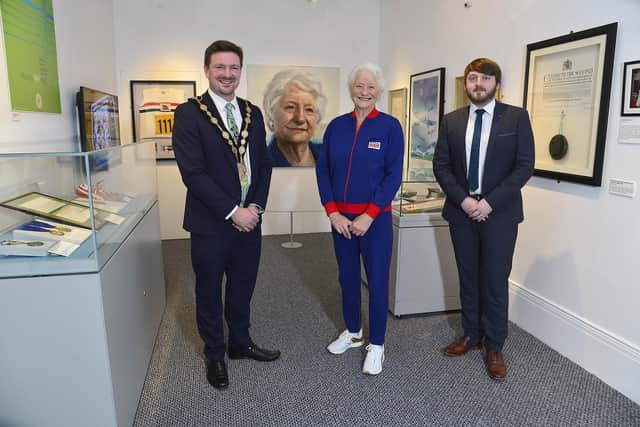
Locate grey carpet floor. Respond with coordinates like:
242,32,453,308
134,233,640,427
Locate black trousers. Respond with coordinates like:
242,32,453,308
190,226,261,361
449,217,518,351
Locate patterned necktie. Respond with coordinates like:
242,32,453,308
468,108,485,193
224,102,240,143
225,102,249,204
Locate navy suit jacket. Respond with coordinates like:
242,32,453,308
172,91,273,235
433,102,534,225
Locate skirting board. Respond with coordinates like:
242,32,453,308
508,280,640,405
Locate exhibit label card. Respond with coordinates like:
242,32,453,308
0,0,62,113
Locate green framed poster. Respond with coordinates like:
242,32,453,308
0,0,61,113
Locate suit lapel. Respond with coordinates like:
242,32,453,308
237,97,257,175
483,102,505,179
457,107,471,175
201,91,237,166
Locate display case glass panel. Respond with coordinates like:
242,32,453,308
0,141,157,277
392,180,445,216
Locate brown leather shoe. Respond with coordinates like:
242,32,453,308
442,336,483,356
486,349,507,380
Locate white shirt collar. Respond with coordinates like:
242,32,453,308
207,88,239,113
470,98,496,116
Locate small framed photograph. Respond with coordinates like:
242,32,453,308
523,23,617,186
621,60,640,116
388,88,407,137
407,67,445,181
130,80,196,160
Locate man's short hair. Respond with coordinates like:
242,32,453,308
204,40,244,67
464,58,501,85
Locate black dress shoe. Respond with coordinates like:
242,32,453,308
228,342,281,361
206,360,229,389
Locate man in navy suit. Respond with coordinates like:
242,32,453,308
433,58,534,380
172,40,279,390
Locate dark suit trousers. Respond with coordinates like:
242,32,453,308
449,218,518,351
190,226,261,361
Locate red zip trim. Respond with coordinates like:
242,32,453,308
343,121,361,202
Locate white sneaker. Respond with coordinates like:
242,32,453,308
327,329,363,354
362,344,384,375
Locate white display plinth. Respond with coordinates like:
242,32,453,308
0,204,166,427
362,212,460,316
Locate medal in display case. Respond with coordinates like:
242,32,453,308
392,180,446,216
0,141,166,427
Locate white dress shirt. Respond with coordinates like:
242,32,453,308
465,98,496,195
208,88,253,218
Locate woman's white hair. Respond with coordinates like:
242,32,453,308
347,62,386,93
263,69,327,131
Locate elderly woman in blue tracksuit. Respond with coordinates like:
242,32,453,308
316,62,404,375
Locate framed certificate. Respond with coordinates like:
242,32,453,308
523,23,617,186
0,192,113,229
388,88,407,138
407,68,445,181
621,60,640,116
130,80,196,160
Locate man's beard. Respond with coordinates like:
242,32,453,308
466,85,497,104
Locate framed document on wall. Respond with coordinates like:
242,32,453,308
130,80,196,160
407,68,445,181
523,23,617,186
388,88,407,138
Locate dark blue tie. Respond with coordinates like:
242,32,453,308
468,108,485,192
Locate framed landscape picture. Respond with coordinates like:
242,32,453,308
407,68,445,181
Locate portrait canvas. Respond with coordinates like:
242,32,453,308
247,64,340,167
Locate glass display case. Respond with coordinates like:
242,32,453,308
392,180,445,216
365,179,459,316
0,141,157,277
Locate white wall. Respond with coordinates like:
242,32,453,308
381,0,640,404
111,0,382,239
0,0,117,153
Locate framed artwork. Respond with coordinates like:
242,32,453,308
454,76,469,110
130,80,196,160
388,88,407,137
407,68,445,181
621,60,640,116
247,64,340,167
523,23,617,186
0,192,114,230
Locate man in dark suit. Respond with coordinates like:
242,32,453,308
172,40,279,390
433,58,534,380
